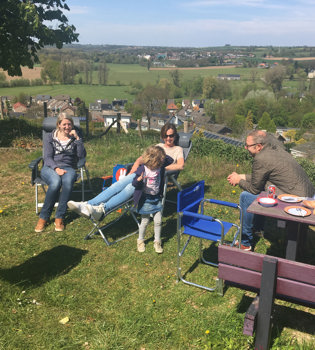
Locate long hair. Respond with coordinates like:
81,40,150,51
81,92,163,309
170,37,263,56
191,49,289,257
56,112,74,129
142,146,166,170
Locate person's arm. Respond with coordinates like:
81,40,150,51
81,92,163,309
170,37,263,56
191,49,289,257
165,157,184,171
227,172,246,186
239,159,269,194
129,156,143,174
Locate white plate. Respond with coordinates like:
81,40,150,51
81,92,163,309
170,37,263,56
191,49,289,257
258,197,277,207
284,206,311,217
278,194,302,203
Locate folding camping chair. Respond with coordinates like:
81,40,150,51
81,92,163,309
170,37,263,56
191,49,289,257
161,131,193,210
28,117,92,214
84,163,140,246
177,180,242,292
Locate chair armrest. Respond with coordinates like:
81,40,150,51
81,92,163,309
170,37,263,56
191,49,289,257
165,169,180,177
77,157,86,168
28,156,43,185
204,198,239,209
182,210,215,222
28,156,43,170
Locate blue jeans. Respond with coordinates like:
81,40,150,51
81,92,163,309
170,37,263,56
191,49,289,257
239,191,263,247
40,165,77,220
88,173,136,211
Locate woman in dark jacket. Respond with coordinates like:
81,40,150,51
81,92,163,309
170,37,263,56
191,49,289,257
35,113,86,233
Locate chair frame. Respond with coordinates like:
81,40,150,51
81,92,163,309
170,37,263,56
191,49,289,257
84,163,140,246
161,131,192,211
28,117,92,214
177,181,242,292
84,198,140,246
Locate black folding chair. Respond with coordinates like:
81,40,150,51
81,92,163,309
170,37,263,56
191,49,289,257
28,117,92,214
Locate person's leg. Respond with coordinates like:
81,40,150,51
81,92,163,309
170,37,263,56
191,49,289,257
153,211,163,253
153,211,162,242
138,214,150,240
40,166,62,220
103,182,135,211
239,191,259,247
88,174,136,206
55,167,77,219
138,214,150,252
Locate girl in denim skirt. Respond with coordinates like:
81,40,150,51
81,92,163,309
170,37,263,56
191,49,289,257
132,146,173,253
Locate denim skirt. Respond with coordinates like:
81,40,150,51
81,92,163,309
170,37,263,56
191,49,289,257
137,193,162,215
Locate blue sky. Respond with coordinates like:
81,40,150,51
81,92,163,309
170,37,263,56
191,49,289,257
64,0,315,47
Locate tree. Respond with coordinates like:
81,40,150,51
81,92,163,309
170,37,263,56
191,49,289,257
203,76,217,99
245,110,254,130
169,69,182,88
258,112,276,132
0,0,78,76
264,65,286,93
135,85,167,130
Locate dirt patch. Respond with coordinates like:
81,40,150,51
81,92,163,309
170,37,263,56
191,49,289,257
151,65,237,71
0,67,42,81
264,57,315,61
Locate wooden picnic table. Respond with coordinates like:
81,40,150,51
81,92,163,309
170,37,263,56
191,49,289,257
247,192,315,261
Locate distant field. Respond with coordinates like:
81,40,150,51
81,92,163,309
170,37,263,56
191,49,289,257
0,63,299,103
0,85,134,105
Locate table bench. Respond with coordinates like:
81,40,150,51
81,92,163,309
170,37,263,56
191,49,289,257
218,245,315,350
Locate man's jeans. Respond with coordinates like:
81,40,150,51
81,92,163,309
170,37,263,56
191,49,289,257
88,173,136,211
239,191,264,247
40,165,77,220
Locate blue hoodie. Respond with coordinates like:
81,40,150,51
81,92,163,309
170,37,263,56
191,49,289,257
43,129,86,169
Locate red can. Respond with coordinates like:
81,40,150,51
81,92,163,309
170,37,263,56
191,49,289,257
267,185,276,199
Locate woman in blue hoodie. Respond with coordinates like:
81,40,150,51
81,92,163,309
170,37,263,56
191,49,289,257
35,113,86,233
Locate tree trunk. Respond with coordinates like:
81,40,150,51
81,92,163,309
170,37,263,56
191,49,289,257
137,119,143,139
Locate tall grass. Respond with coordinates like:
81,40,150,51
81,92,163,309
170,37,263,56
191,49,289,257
0,129,314,349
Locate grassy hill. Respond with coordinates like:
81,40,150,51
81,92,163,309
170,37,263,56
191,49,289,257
0,125,314,349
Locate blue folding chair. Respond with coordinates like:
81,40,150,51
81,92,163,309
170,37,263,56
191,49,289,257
177,180,242,292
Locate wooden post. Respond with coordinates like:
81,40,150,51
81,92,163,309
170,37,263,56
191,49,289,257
85,108,89,137
43,102,47,118
117,113,121,134
184,121,188,133
0,97,3,120
255,256,278,350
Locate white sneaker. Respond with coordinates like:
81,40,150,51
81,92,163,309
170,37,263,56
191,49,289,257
154,241,163,254
137,239,145,253
87,204,105,221
67,201,90,218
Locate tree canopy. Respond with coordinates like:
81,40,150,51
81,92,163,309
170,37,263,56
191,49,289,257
0,0,78,76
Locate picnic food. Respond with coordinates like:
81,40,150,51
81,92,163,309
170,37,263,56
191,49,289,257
302,200,315,209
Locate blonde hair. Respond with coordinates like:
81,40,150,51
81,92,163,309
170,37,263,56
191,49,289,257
56,112,74,129
142,146,166,170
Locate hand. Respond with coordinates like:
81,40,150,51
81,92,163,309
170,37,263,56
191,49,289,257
227,172,241,186
69,129,79,140
118,168,127,180
137,172,145,182
55,168,67,176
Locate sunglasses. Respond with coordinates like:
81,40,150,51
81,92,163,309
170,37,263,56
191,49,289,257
165,133,175,138
245,143,258,148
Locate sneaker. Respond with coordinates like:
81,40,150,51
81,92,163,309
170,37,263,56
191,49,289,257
54,218,65,232
234,240,252,251
67,201,90,218
137,239,145,253
154,241,163,254
87,204,105,221
35,218,47,233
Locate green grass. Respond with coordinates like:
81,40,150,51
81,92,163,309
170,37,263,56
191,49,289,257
0,129,314,349
0,84,134,105
0,63,304,104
